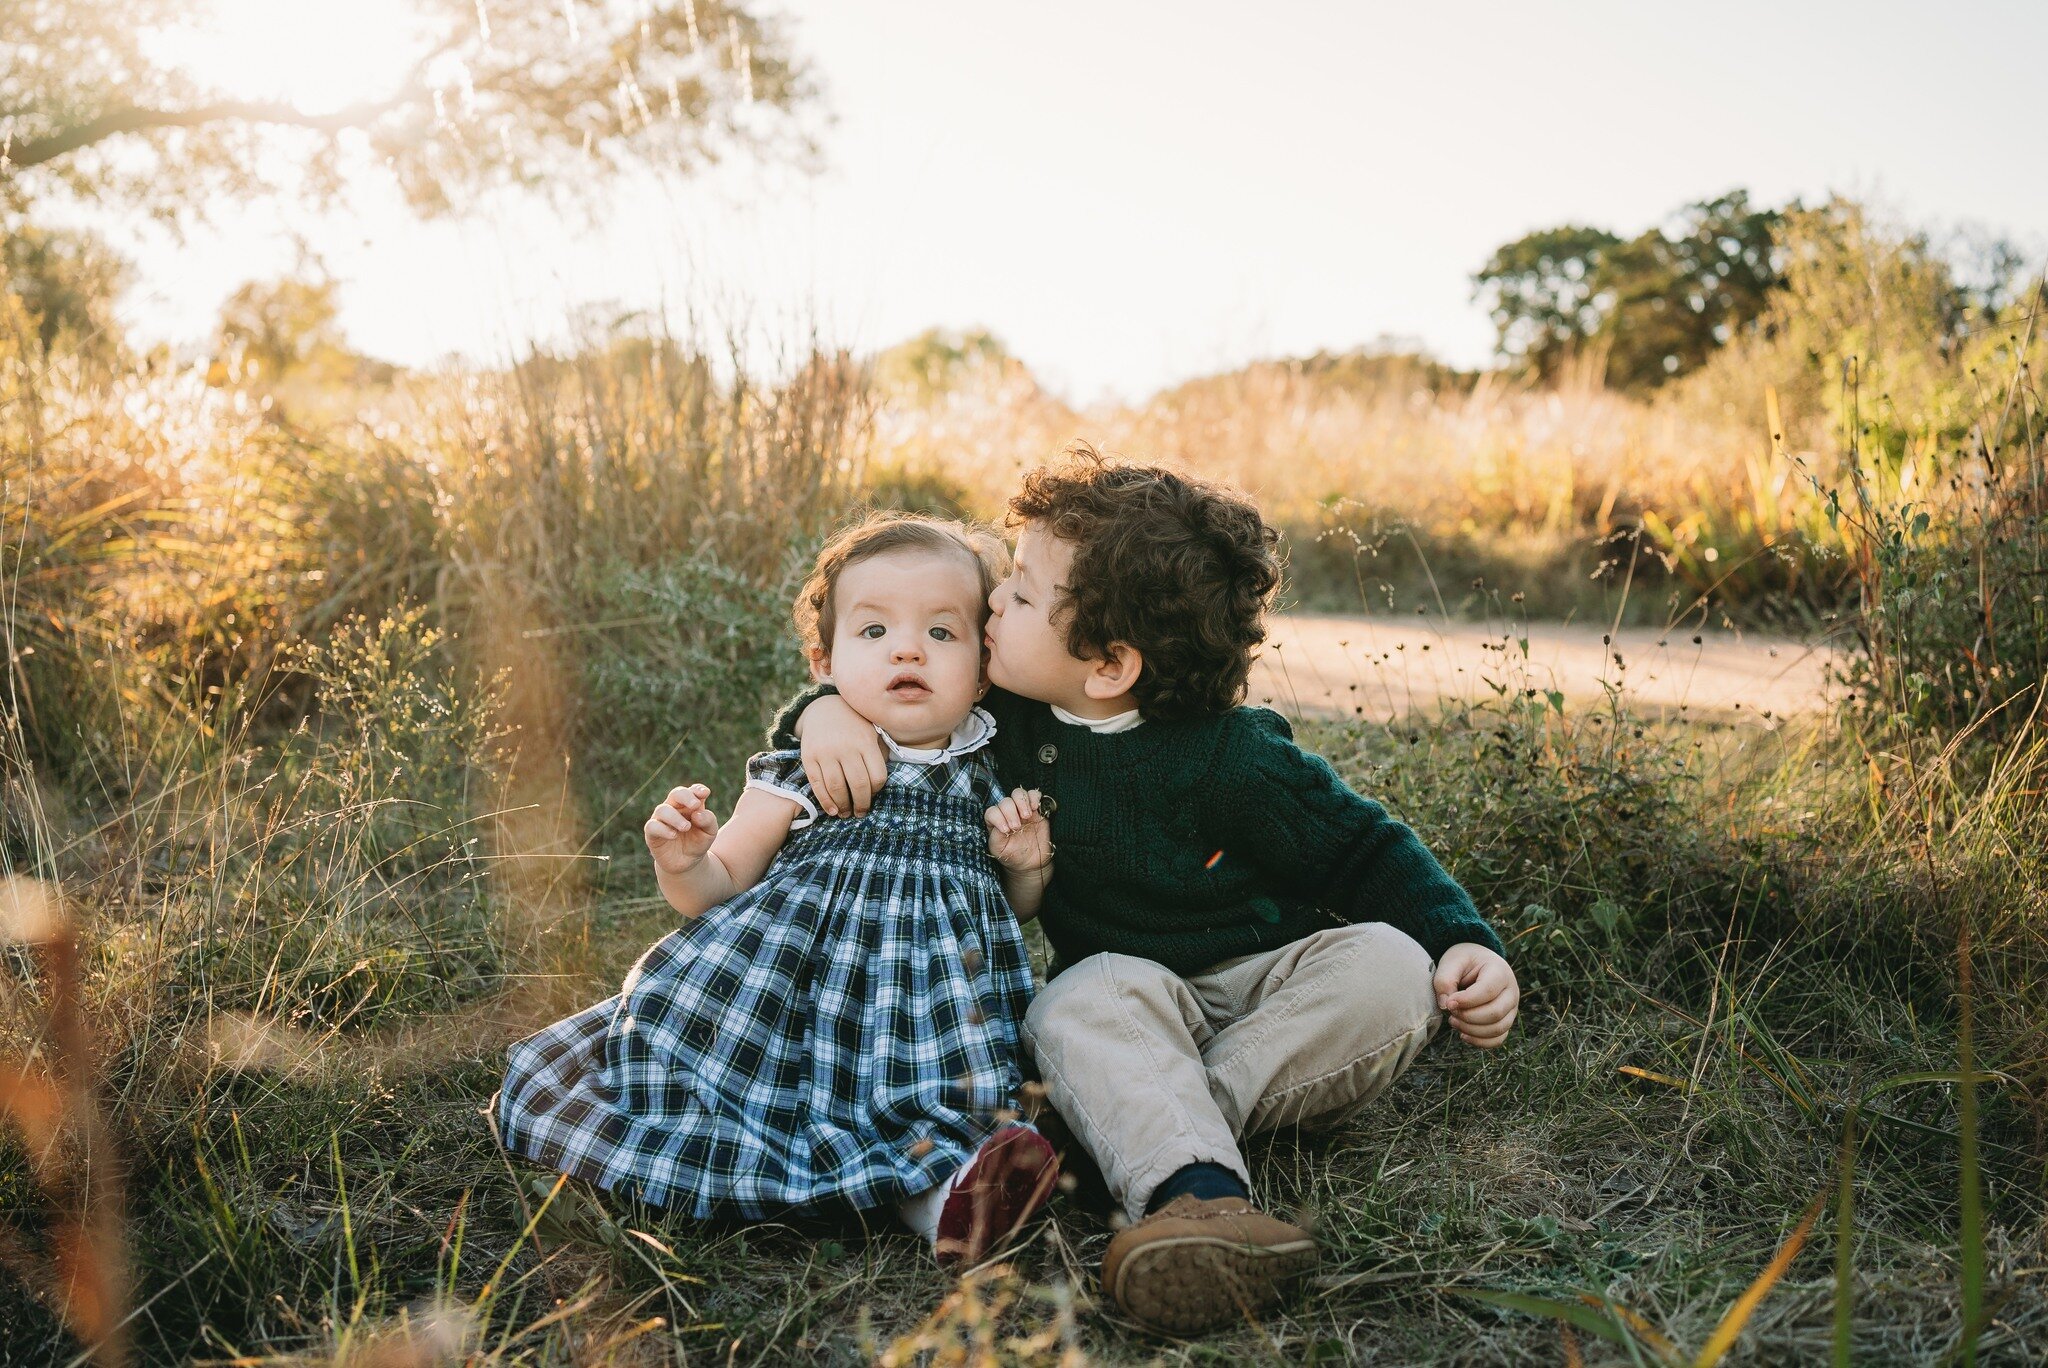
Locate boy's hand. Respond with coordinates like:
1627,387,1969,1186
985,789,1053,872
1434,942,1520,1048
645,784,718,875
798,695,890,817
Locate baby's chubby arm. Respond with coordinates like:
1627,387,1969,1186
792,693,891,817
1433,942,1521,1048
644,783,799,918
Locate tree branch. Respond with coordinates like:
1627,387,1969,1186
2,97,405,174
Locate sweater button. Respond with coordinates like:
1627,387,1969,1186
1037,744,1058,764
1037,795,1058,816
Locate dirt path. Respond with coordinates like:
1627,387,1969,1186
1248,612,1844,721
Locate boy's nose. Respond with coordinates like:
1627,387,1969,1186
892,641,924,662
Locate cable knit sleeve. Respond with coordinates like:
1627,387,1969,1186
767,683,1032,749
766,683,836,750
1199,708,1505,962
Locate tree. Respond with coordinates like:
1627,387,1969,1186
1474,191,1788,391
1598,191,1785,390
0,0,814,218
215,274,358,383
0,223,130,357
876,328,1017,401
1470,224,1620,382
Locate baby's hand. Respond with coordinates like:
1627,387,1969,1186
645,784,718,875
985,789,1053,873
1433,942,1520,1048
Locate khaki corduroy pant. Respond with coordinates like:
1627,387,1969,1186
1023,922,1440,1221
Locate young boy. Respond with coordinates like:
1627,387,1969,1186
771,447,1520,1335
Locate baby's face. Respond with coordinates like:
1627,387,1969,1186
815,547,987,749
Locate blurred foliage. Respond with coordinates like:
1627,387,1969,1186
0,222,129,360
876,327,1017,402
1648,202,2042,644
213,273,393,388
0,0,814,218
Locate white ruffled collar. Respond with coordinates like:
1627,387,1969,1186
878,705,997,763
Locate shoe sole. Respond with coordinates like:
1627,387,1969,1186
1108,1234,1320,1336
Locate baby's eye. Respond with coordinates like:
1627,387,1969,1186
859,624,886,640
929,626,955,642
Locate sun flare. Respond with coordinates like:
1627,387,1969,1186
152,0,426,116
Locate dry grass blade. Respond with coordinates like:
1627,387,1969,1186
1580,1294,1680,1362
1834,1102,1858,1368
1456,1289,1671,1361
0,880,129,1366
1692,1187,1829,1368
1618,1064,1692,1092
1954,883,1983,1368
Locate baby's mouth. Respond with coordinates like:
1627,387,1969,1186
887,672,931,701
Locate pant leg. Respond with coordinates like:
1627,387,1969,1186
1023,953,1246,1223
1192,922,1440,1137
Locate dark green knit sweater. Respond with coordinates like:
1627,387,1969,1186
770,685,1504,977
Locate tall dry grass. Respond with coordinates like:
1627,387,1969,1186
1,207,2044,1361
870,205,2038,638
0,286,875,1358
862,342,1792,622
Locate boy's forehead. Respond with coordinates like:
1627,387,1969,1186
1014,523,1074,582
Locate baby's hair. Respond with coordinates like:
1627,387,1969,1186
794,511,1009,655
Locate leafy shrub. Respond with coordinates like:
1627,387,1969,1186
1304,641,1704,965
570,548,813,833
168,608,508,1030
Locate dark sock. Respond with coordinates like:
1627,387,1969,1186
1144,1161,1249,1214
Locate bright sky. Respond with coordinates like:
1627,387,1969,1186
107,0,2048,403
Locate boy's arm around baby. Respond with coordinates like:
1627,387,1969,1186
1201,708,1520,1047
768,682,1033,816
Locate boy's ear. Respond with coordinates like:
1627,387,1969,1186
1082,643,1143,704
806,645,832,684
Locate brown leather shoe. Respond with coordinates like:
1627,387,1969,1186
1100,1195,1318,1335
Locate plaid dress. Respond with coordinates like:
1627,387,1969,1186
496,709,1036,1218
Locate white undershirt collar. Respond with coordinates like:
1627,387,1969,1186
1049,702,1145,734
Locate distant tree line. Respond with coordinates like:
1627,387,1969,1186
1472,189,2027,393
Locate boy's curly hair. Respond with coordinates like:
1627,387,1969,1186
794,511,1009,655
1008,443,1281,720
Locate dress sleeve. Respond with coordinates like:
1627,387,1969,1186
743,749,820,830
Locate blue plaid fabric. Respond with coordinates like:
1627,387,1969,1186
497,721,1036,1218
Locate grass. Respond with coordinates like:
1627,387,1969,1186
1,237,2045,1362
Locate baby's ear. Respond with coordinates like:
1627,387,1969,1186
806,645,831,683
